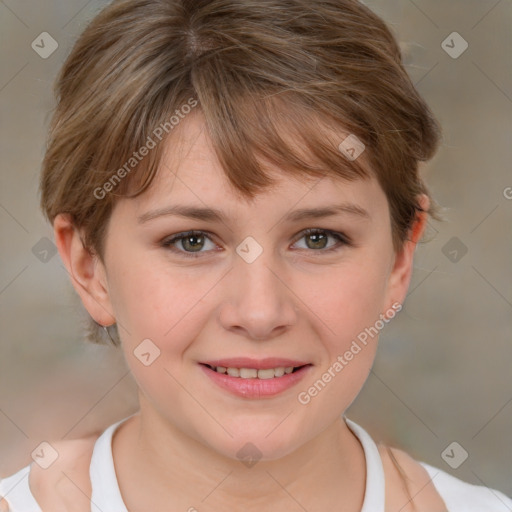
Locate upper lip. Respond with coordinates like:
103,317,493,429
200,357,311,370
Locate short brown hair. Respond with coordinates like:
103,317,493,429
40,0,442,345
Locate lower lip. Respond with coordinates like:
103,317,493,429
199,364,312,399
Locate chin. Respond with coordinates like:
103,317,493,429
200,419,306,463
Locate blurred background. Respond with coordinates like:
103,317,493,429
1,0,511,499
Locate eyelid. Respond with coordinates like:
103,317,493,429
161,228,352,257
161,230,219,257
292,228,352,247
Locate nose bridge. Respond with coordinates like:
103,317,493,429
219,237,297,339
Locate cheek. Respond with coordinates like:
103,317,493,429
106,262,206,408
297,258,391,348
294,263,388,416
107,258,217,353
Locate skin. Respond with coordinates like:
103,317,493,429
28,436,97,512
25,112,447,511
21,442,447,511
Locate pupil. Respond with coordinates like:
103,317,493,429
308,233,327,249
184,234,203,252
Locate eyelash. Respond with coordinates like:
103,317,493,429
161,228,352,259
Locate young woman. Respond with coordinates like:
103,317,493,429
1,1,511,510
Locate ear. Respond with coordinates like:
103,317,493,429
383,194,430,313
53,213,115,326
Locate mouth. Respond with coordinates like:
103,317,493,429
198,359,313,398
200,363,310,379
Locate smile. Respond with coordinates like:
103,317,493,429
203,364,305,379
199,362,313,398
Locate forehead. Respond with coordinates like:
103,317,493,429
123,113,388,222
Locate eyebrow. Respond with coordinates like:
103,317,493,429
137,203,370,224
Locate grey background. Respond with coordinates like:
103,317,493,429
1,0,511,499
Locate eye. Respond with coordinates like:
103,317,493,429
161,228,351,258
291,228,351,253
161,230,217,257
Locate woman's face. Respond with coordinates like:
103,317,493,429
95,113,414,461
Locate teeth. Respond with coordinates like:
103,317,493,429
212,365,301,379
257,368,276,380
240,368,258,378
274,367,285,377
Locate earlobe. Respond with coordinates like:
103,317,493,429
53,213,116,327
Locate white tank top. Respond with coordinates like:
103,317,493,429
1,416,511,511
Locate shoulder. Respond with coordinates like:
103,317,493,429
0,435,98,512
30,435,97,511
378,444,448,511
378,444,512,512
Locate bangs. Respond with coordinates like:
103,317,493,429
118,90,373,203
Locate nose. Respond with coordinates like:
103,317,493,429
218,248,298,341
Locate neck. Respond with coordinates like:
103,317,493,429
112,399,366,512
